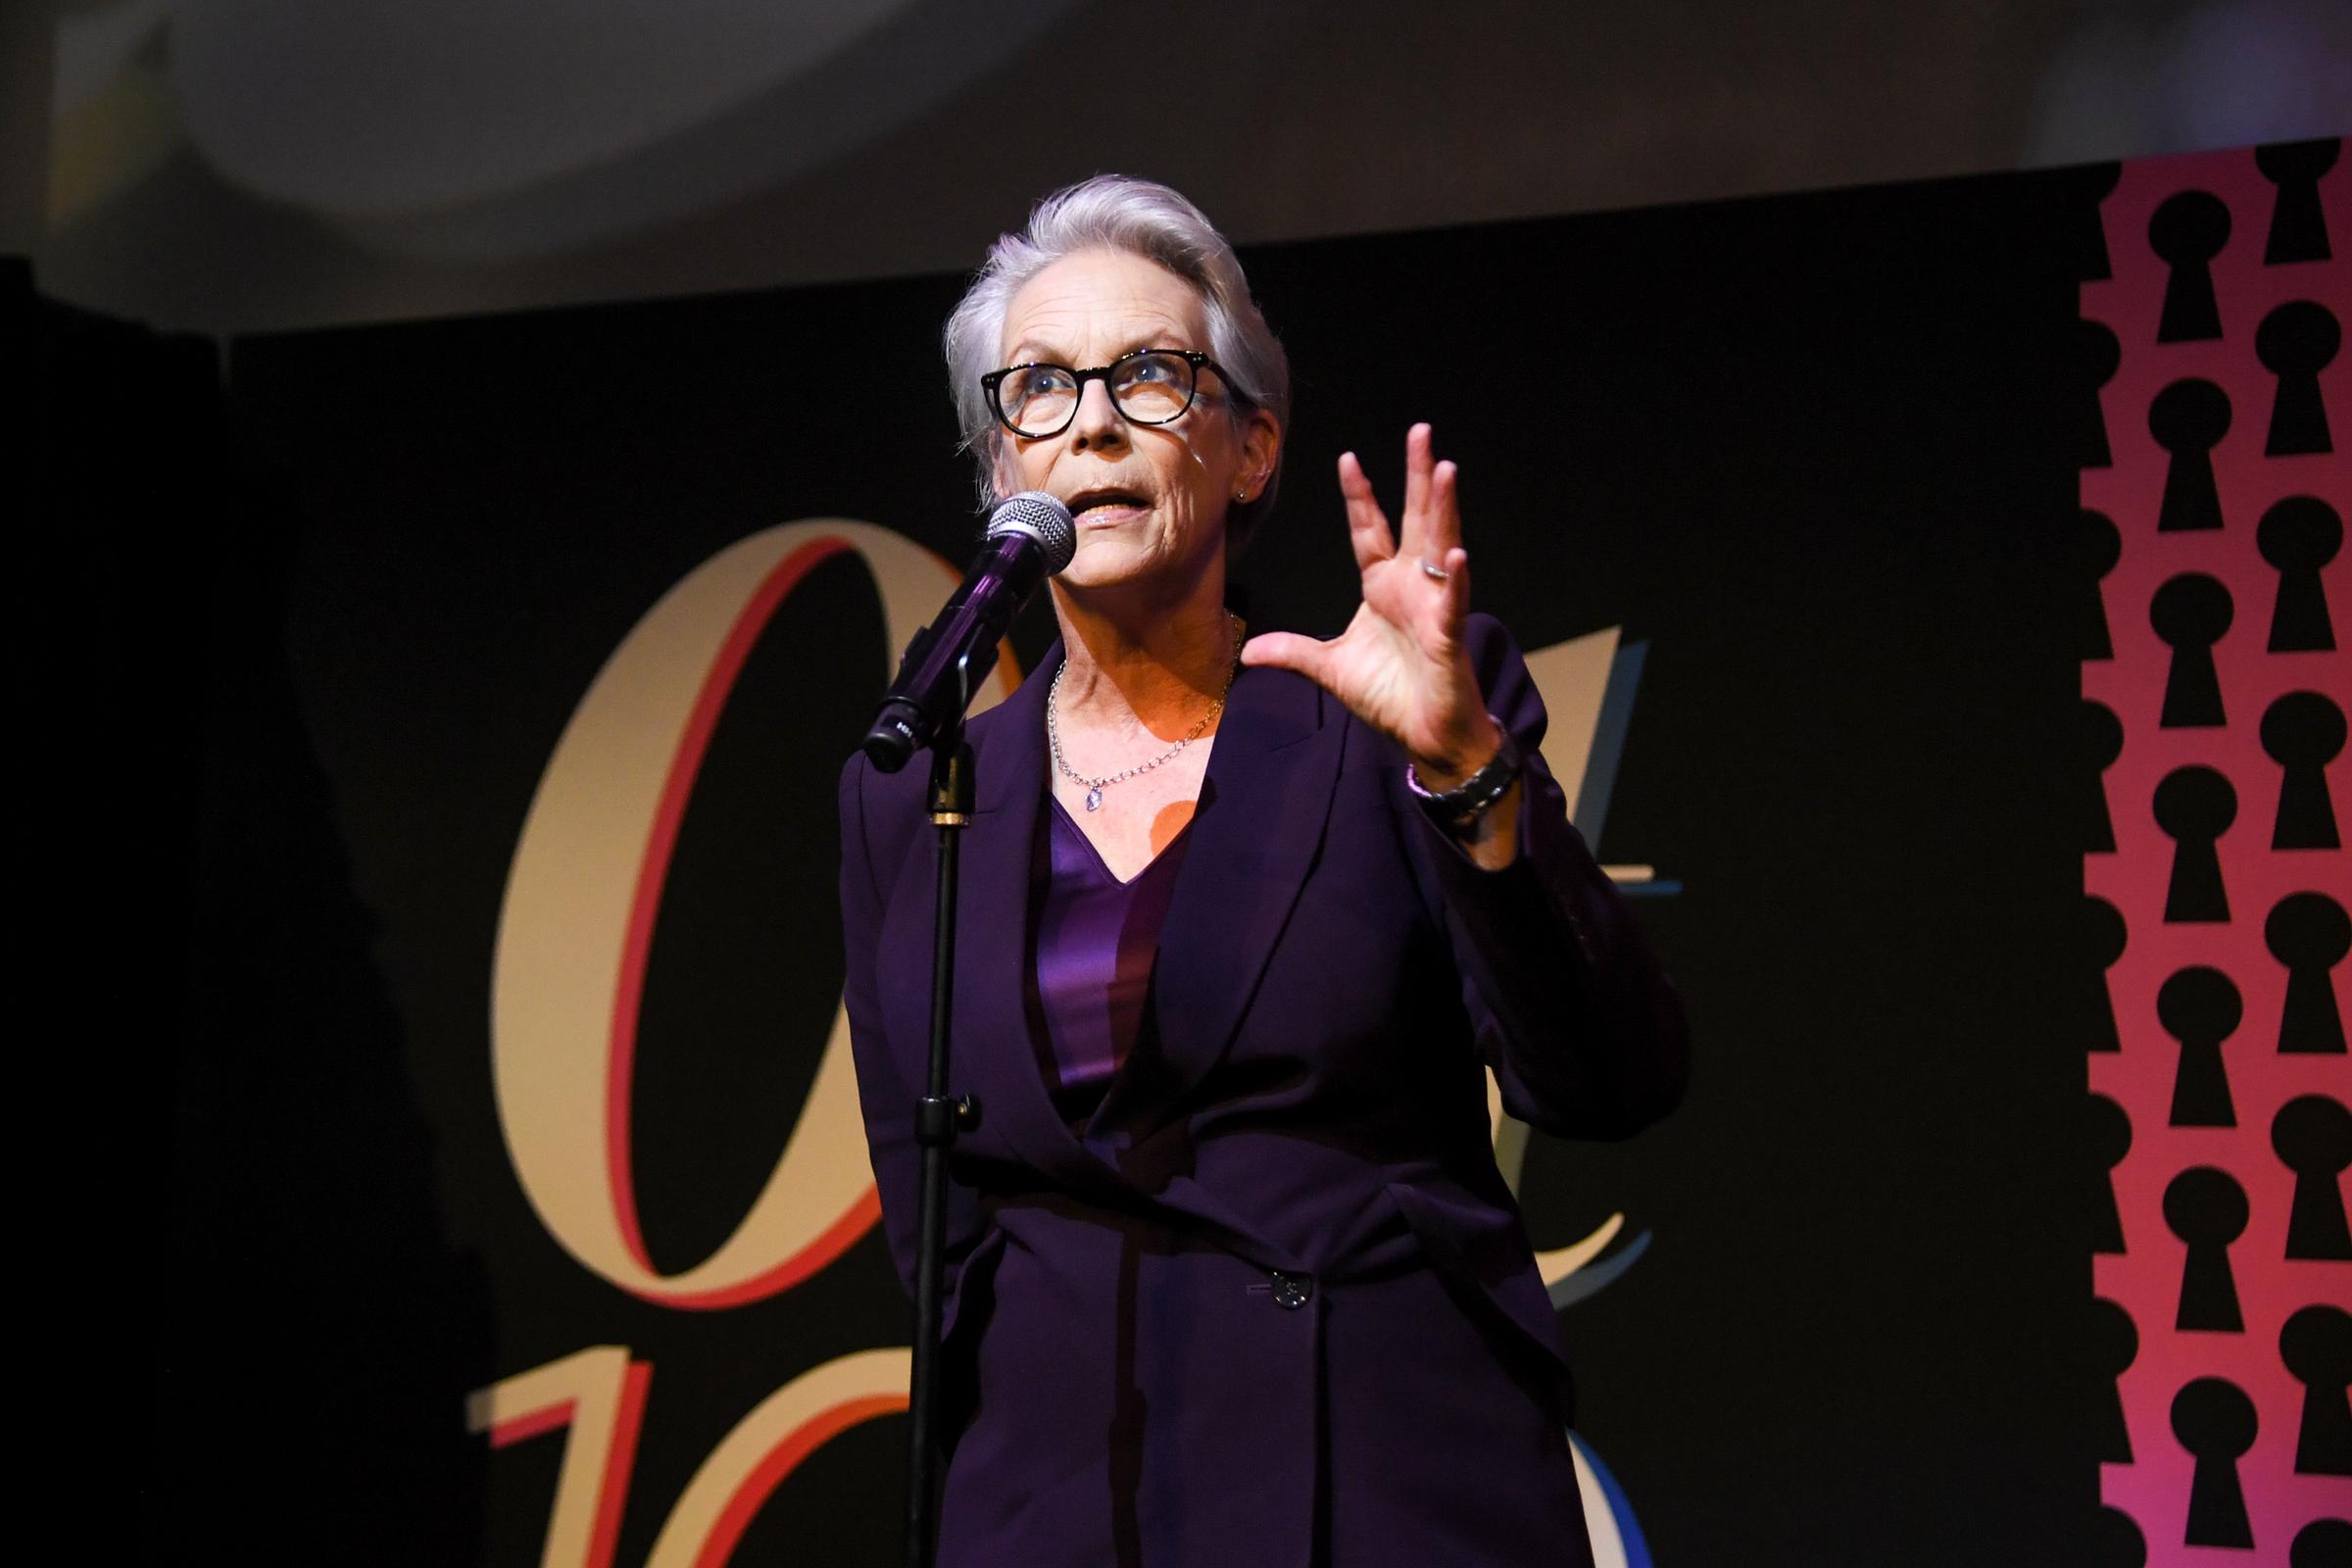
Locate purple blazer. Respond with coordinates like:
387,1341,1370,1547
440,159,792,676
838,614,1690,1566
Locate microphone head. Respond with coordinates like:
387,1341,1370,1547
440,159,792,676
986,490,1077,573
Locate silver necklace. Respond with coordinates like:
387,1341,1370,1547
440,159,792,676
1049,612,1244,811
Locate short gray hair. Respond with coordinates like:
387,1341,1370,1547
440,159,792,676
943,174,1291,549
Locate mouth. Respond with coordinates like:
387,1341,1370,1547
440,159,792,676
1065,487,1152,522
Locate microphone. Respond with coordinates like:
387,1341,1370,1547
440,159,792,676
860,491,1076,771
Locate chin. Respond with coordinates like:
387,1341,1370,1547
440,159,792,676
1058,554,1147,594
1056,524,1210,598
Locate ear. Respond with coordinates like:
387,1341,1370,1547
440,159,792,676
1235,407,1282,501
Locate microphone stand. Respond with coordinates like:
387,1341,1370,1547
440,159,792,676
905,722,979,1568
865,493,1070,1563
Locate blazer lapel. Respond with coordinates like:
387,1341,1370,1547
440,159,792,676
873,657,1082,1185
874,647,1336,1275
1090,662,1345,1143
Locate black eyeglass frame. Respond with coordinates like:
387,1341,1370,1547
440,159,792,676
980,347,1244,439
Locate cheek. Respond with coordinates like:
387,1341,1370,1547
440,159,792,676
999,444,1048,495
1168,427,1236,497
1160,457,1218,522
1168,487,1232,556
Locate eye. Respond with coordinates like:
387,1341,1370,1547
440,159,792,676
1006,365,1075,402
1121,353,1183,384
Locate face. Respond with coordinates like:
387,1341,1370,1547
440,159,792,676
993,248,1280,597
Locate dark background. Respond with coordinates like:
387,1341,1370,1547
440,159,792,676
16,0,2341,335
38,159,2101,1562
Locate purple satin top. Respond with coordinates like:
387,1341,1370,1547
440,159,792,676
1028,797,1193,1124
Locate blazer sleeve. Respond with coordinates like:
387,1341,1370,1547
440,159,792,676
1402,613,1691,1140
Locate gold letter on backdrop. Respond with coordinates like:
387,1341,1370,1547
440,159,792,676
466,1346,654,1568
643,1348,909,1568
490,521,1018,1308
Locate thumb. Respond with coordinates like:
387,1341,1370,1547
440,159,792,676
1241,630,1334,683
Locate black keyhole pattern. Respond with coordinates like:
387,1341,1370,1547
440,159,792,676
2151,190,2231,342
2281,1304,2352,1477
2159,966,2241,1127
2150,378,2231,531
2082,508,2121,661
2154,765,2234,922
2269,892,2350,1054
2257,301,2340,457
2256,137,2337,265
2165,1165,2247,1333
2258,496,2340,653
2151,572,2232,727
2094,1296,2139,1462
2172,1376,2257,1547
2292,1516,2352,1568
2081,318,2122,469
2093,1092,2132,1255
2086,700,2125,853
2094,1504,2146,1568
2087,895,2126,1054
2273,1095,2352,1261
2262,691,2345,851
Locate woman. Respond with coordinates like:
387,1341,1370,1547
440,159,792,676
839,175,1689,1566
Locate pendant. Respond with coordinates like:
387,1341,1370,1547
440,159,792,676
1085,787,1102,811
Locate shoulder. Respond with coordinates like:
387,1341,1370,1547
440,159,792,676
1458,611,1519,669
1459,613,1549,749
837,743,927,866
836,681,1037,845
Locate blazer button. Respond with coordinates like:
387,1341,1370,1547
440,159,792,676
1269,1271,1313,1310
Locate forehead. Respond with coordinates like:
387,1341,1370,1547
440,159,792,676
1000,248,1209,361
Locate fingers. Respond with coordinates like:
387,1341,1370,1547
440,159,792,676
1435,545,1471,639
1336,450,1396,571
1240,629,1333,683
1397,422,1432,557
1430,455,1463,558
1342,424,1465,585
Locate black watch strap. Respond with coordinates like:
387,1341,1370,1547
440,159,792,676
1404,717,1522,826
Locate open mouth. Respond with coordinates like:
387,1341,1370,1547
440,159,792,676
1067,489,1151,519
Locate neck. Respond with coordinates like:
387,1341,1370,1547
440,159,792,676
1050,561,1236,739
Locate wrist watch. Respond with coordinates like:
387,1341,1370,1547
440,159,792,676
1404,715,1523,827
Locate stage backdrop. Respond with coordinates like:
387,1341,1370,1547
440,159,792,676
126,140,2339,1564
2078,145,2349,1564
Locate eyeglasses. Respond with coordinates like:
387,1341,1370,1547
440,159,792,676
981,348,1236,439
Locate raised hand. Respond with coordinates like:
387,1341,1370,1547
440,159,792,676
1241,423,1503,789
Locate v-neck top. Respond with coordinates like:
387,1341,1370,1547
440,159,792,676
1027,795,1194,1125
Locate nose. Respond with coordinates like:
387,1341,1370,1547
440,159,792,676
1067,374,1129,453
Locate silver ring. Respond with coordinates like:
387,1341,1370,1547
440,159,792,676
1418,557,1451,582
